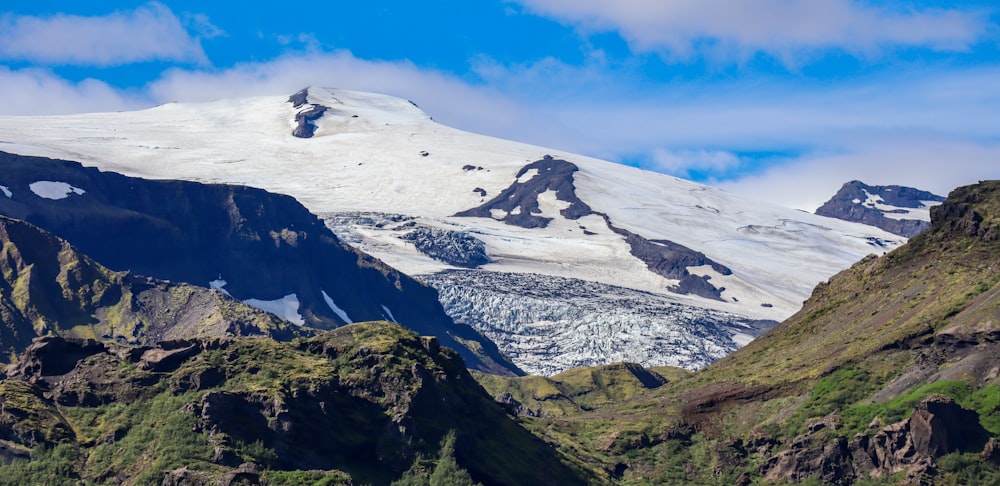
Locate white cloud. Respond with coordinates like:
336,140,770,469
511,0,989,61
0,2,208,66
0,67,143,115
145,50,580,148
648,148,742,175
716,140,1000,211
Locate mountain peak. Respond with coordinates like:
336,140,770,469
816,180,946,237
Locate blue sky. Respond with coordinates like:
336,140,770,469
1,1,999,209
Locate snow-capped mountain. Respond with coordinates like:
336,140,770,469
0,87,903,375
816,180,946,237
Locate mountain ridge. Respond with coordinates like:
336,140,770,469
0,151,518,375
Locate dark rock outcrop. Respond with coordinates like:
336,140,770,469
762,435,856,485
850,395,991,478
454,155,731,299
760,396,991,484
930,181,1000,242
288,88,330,138
816,180,945,237
597,213,732,300
454,155,592,228
0,151,519,375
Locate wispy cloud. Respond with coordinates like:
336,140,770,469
146,50,571,146
0,67,142,115
0,2,209,66
511,0,990,62
716,139,1000,211
647,148,743,177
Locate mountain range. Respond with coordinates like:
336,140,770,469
0,86,996,484
0,176,996,484
0,87,902,375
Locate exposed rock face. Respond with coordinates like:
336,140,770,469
852,396,991,477
288,88,329,138
0,151,518,375
598,214,733,300
454,155,592,228
931,181,1000,242
760,396,991,484
816,180,945,237
762,435,856,485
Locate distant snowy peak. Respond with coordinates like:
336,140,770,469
816,180,946,237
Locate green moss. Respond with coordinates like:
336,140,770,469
839,381,1000,437
473,362,669,418
783,367,878,437
61,391,217,484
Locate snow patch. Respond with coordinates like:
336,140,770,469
29,181,86,200
516,168,539,184
862,190,936,222
731,332,755,347
0,185,10,198
322,290,353,324
208,278,231,296
243,294,304,325
381,305,398,323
